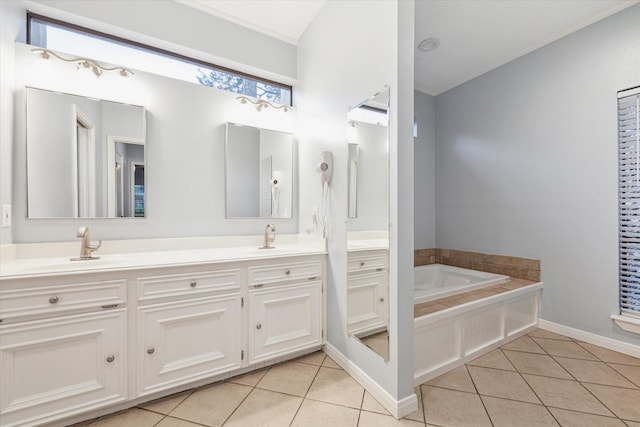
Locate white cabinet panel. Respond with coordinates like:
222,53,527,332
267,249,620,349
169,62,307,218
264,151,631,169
249,282,322,364
347,271,388,335
0,309,127,426
137,294,242,396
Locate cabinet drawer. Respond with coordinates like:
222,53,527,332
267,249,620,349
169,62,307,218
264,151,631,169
248,260,321,286
0,279,127,322
137,269,241,302
347,252,388,273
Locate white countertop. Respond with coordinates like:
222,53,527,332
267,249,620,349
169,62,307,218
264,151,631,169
0,235,326,279
347,239,389,252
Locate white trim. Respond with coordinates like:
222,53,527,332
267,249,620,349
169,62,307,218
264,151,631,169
611,314,640,335
322,342,418,419
618,86,640,98
538,319,640,358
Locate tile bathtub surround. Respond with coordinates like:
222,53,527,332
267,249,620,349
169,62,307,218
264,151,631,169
74,329,640,426
414,248,541,281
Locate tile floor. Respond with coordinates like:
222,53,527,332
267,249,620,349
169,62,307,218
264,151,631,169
75,328,640,427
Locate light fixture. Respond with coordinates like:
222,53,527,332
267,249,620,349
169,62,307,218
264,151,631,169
236,96,292,112
417,37,440,52
32,48,134,78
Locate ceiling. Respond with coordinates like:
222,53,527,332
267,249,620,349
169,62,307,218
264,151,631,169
177,0,638,96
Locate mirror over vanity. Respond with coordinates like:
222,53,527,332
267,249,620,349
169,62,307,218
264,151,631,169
26,87,146,218
225,123,293,219
346,87,390,360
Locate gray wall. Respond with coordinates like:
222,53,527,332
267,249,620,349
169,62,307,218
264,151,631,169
433,5,640,345
297,0,415,403
414,90,435,249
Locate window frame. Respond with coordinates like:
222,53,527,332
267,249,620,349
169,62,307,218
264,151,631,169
26,12,293,105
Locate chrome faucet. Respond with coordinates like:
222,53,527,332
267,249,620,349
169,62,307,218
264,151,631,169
260,224,276,249
71,226,102,260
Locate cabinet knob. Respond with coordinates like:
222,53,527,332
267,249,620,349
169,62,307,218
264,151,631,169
147,347,155,355
256,323,262,330
360,261,365,267
49,296,59,304
106,354,115,363
379,297,385,302
285,270,290,275
190,281,197,288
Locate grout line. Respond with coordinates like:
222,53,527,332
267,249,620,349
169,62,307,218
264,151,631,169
464,364,495,427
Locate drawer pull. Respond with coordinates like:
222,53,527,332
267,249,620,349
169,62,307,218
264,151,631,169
49,296,59,304
106,354,115,363
256,323,262,330
285,270,291,275
376,268,383,272
147,347,155,355
190,281,197,288
253,284,264,288
360,261,365,267
308,277,317,281
102,304,119,309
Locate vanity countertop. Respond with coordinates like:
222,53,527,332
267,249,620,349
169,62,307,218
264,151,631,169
347,239,389,252
0,235,326,279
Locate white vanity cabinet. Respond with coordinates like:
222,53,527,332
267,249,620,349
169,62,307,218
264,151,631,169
347,250,389,336
0,275,128,427
247,259,323,364
136,269,243,396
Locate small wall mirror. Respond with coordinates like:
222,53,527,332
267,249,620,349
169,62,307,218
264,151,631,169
225,123,293,218
346,87,390,360
26,87,146,218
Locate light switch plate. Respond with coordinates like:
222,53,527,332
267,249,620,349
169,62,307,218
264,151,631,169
2,204,11,227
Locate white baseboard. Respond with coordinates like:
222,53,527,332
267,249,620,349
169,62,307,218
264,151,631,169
538,319,640,358
322,343,418,419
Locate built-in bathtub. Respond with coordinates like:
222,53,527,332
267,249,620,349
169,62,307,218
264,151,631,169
414,264,509,304
413,264,543,386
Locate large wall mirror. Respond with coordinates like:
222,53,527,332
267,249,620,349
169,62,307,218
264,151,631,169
26,87,146,218
225,123,293,218
346,87,390,360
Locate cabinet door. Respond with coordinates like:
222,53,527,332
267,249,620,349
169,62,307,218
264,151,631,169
249,281,322,364
137,293,242,396
0,309,127,426
347,271,388,335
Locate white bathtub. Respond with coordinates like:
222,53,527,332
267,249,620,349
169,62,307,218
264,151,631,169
414,264,509,304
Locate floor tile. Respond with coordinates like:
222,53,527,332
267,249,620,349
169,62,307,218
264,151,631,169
421,385,492,427
226,368,268,387
224,388,303,427
169,381,252,426
323,355,342,369
256,361,319,397
362,391,390,415
522,374,614,416
358,411,425,426
532,337,598,360
468,348,516,371
528,328,572,341
481,395,558,427
555,357,638,388
468,365,540,403
404,387,425,423
290,399,359,427
625,421,640,427
547,407,628,427
155,417,203,427
139,390,192,414
504,350,572,379
359,332,390,361
88,408,163,427
583,383,640,421
609,363,640,387
425,365,476,393
501,335,547,354
306,366,365,408
295,351,326,366
577,343,640,366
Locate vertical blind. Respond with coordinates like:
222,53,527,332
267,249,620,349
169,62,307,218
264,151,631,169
619,86,640,317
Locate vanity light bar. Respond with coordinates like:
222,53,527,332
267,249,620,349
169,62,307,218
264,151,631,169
236,96,292,112
31,48,134,78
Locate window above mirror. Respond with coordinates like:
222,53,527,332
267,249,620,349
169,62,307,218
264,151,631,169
27,13,292,105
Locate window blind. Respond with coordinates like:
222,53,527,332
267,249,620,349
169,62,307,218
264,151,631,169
619,87,640,317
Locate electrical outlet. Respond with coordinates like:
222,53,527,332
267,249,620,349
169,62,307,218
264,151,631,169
2,204,11,228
